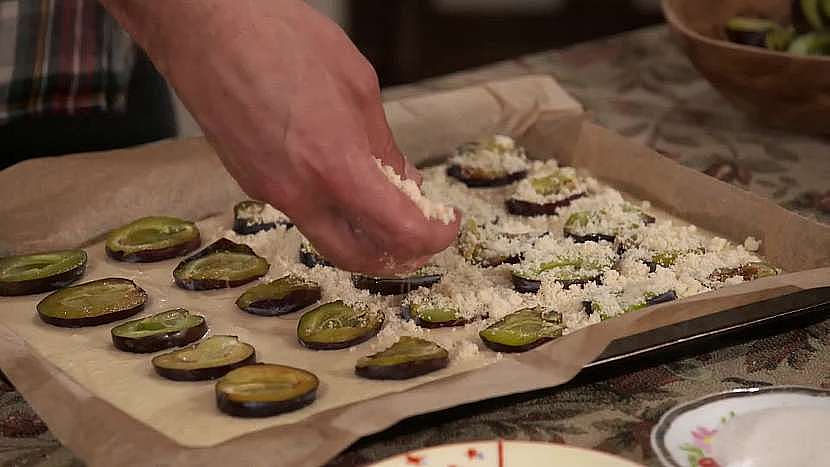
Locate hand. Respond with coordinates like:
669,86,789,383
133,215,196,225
101,0,460,275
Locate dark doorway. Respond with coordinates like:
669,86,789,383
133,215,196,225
350,0,664,87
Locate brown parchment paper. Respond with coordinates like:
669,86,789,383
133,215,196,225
0,75,829,467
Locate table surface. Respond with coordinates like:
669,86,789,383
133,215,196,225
2,25,829,467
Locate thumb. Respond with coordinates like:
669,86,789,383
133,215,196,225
362,94,423,186
372,128,423,186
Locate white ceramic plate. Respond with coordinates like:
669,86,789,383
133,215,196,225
369,440,643,467
651,385,830,467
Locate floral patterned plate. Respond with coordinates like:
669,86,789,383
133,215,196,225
369,440,643,466
651,385,830,467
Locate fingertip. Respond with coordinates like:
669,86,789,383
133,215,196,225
443,207,463,232
450,207,463,224
373,141,422,185
405,160,423,186
419,212,461,256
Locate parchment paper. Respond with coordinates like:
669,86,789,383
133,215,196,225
0,75,829,467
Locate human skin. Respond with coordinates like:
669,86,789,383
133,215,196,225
99,0,460,275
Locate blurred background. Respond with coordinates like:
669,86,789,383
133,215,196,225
175,0,664,137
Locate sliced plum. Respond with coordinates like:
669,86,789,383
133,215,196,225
235,275,321,316
793,0,824,31
355,336,449,380
352,270,442,296
505,193,585,217
788,31,830,55
511,255,612,294
563,208,655,244
401,303,483,329
511,272,600,294
642,247,706,272
233,200,292,235
297,301,384,350
173,238,269,290
725,17,790,49
299,241,332,268
445,135,530,188
152,335,256,381
37,278,146,327
584,290,679,320
216,364,318,417
620,290,678,314
644,290,679,306
507,170,588,217
106,216,201,263
111,309,207,353
480,308,564,353
446,165,528,188
456,219,536,267
563,211,616,244
0,249,87,296
766,25,797,51
709,261,779,283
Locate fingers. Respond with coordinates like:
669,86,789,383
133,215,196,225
259,139,459,276
298,212,453,276
354,70,423,186
281,148,460,276
289,199,431,276
328,153,460,266
371,130,423,186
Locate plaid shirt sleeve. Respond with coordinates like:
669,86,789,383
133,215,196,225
0,0,135,123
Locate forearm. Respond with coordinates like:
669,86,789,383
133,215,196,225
99,0,305,136
99,0,214,73
99,0,302,70
99,0,316,194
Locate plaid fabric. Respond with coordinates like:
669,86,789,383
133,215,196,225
0,0,135,123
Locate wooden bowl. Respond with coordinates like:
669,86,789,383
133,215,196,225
662,0,830,134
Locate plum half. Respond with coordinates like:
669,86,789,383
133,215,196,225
583,290,679,320
216,364,318,417
236,275,321,316
445,135,530,188
709,261,779,283
480,308,564,353
563,209,655,244
37,278,146,327
400,304,484,329
173,238,269,290
152,335,256,381
0,249,87,296
297,301,384,350
511,256,611,294
725,17,794,51
299,241,332,268
788,31,830,55
106,216,201,263
446,165,528,188
111,309,207,353
355,336,449,380
233,200,293,235
352,271,442,296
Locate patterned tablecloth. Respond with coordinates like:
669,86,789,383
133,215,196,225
2,25,828,467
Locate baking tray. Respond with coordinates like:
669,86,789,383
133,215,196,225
1,75,829,467
582,286,830,378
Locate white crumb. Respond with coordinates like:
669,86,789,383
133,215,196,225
217,136,778,368
374,158,456,224
744,236,761,252
237,202,290,226
448,134,530,177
